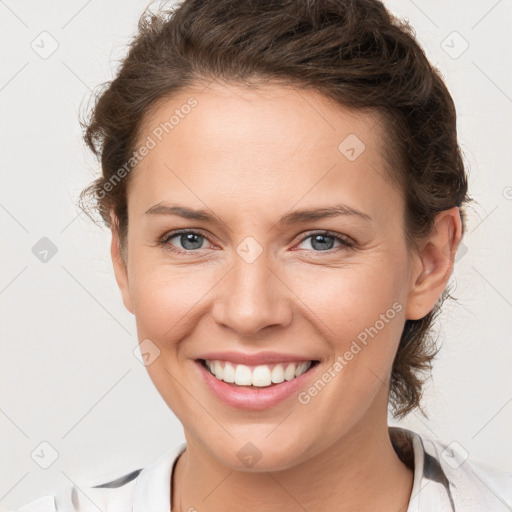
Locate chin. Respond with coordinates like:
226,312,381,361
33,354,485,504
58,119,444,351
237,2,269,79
202,433,313,473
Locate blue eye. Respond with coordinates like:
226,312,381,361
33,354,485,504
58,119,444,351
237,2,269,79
296,232,353,252
157,229,354,254
160,230,207,251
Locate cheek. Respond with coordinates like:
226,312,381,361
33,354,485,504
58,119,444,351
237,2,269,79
129,264,214,343
285,257,406,346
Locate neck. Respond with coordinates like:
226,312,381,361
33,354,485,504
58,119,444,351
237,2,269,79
172,414,413,512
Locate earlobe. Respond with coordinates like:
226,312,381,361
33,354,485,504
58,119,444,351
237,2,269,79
405,207,462,320
110,212,134,315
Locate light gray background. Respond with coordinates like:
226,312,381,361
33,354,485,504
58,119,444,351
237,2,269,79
1,0,511,509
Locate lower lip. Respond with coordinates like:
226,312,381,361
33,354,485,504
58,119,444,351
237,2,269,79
195,360,320,410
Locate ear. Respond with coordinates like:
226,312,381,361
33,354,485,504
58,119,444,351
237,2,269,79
110,211,134,315
405,207,462,320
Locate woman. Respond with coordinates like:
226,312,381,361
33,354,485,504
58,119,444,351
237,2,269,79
12,0,511,510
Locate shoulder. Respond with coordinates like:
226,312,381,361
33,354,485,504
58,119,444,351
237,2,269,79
420,433,512,510
394,427,512,511
8,470,141,512
8,443,186,512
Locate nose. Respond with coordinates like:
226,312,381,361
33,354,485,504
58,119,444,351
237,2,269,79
211,248,293,336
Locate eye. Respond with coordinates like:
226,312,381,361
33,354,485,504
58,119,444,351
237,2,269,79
295,231,354,252
157,229,355,255
158,229,210,253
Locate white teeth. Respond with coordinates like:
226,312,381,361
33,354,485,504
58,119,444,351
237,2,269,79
284,363,296,381
204,360,313,387
295,362,310,377
251,365,272,387
234,364,252,386
213,360,223,379
271,364,285,384
222,362,235,383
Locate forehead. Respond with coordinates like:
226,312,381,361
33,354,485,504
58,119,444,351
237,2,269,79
137,81,384,158
128,81,401,222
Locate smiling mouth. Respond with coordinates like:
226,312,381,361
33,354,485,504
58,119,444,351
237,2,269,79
197,358,320,388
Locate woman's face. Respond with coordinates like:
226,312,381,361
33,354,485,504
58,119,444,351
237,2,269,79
112,82,430,470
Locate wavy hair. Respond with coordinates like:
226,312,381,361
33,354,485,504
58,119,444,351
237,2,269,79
79,0,470,418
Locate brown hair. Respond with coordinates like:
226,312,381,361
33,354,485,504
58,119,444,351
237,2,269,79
79,0,470,418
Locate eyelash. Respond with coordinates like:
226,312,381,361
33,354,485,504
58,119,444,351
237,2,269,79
156,229,355,255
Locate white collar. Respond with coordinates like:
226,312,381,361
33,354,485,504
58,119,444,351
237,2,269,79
133,442,186,512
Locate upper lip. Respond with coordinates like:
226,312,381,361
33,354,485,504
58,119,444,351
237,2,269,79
196,351,318,366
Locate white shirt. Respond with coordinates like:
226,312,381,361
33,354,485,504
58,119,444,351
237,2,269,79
11,427,512,511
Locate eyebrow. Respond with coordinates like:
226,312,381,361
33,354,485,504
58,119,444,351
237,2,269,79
144,202,372,224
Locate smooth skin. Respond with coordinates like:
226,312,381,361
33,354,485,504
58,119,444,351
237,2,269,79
110,81,462,512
